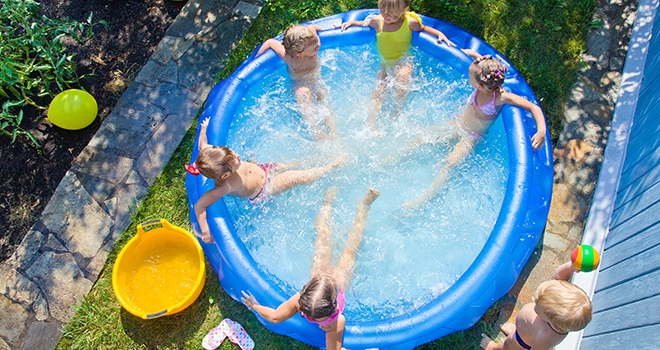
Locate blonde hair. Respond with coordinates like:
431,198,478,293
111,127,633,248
282,24,317,56
378,0,410,17
533,280,592,332
194,146,237,181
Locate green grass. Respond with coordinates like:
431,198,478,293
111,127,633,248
58,0,597,348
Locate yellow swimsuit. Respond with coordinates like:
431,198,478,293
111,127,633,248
376,12,422,64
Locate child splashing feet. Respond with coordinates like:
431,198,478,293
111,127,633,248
480,280,592,350
241,187,380,350
399,49,547,209
188,117,349,243
338,0,454,134
257,24,339,140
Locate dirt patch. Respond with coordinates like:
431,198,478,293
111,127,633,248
0,0,187,262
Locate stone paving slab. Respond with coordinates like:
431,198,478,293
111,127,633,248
0,0,636,348
0,1,264,349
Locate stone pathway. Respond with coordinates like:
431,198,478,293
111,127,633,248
0,0,639,348
0,1,263,349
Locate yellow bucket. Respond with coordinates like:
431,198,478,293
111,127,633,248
112,219,205,319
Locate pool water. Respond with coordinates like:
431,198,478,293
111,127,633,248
223,43,509,322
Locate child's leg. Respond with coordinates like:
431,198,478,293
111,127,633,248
402,136,475,209
332,188,380,289
392,62,413,120
369,69,388,133
480,322,519,350
310,187,339,277
295,84,333,140
269,155,349,196
380,125,454,165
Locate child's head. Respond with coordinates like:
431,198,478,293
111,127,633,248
470,55,507,90
283,24,320,57
298,274,338,319
378,0,410,20
533,280,592,332
194,146,240,180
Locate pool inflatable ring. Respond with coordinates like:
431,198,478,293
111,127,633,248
187,9,553,349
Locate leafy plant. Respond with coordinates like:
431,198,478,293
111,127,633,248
0,0,105,147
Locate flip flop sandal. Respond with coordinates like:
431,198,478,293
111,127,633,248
201,324,227,350
220,318,255,350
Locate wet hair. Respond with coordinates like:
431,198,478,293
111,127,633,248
472,55,507,90
378,0,410,18
194,146,237,181
282,24,317,56
533,280,592,332
298,274,338,319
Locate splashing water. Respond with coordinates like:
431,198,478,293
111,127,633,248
224,43,508,322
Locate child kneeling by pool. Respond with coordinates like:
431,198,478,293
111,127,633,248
480,280,592,350
256,23,339,140
188,117,349,243
241,187,380,350
396,49,547,208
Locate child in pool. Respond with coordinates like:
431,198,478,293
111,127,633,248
480,280,592,350
189,117,349,243
241,187,380,350
337,0,454,132
399,49,547,208
256,23,339,140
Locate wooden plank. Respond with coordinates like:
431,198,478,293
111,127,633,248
616,161,660,209
581,324,660,350
608,198,660,247
595,244,660,290
612,179,660,224
626,99,660,148
582,294,660,335
600,221,660,270
592,268,660,311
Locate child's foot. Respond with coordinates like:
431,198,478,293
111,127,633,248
201,232,214,244
499,322,516,336
480,333,497,350
363,188,380,205
330,153,350,169
324,186,340,203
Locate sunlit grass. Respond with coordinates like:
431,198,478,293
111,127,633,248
59,0,597,348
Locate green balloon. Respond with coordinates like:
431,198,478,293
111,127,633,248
48,89,98,130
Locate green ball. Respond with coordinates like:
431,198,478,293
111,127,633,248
48,89,98,130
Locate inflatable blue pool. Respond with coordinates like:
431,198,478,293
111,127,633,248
186,9,553,349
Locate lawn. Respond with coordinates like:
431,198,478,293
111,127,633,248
57,0,596,349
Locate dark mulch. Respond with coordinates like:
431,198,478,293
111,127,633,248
0,0,188,262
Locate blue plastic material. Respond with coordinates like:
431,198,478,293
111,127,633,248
186,10,554,349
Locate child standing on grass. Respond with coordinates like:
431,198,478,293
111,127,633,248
241,187,380,350
337,0,454,133
257,23,339,140
480,280,592,350
396,49,546,209
188,117,349,243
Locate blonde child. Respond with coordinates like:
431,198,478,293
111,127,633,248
188,118,348,243
338,0,455,132
257,24,338,140
400,49,547,208
241,187,380,350
481,280,592,350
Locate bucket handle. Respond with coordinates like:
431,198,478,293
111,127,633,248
146,309,168,319
137,218,174,235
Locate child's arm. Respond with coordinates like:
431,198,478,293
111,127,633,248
326,314,346,350
241,290,299,324
336,16,379,31
409,18,455,46
197,117,210,151
308,24,323,32
462,48,482,60
256,38,287,58
500,92,547,150
194,185,230,243
552,261,576,281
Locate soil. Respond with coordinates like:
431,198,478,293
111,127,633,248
0,0,187,262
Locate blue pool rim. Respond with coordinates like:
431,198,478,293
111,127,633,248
186,9,554,349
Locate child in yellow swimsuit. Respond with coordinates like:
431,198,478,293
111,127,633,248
338,0,454,133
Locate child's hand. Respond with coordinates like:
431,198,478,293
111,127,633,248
531,130,545,150
200,117,210,130
241,290,259,310
437,33,456,47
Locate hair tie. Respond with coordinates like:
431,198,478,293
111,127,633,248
185,164,201,176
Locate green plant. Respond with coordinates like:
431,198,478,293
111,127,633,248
0,0,105,147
